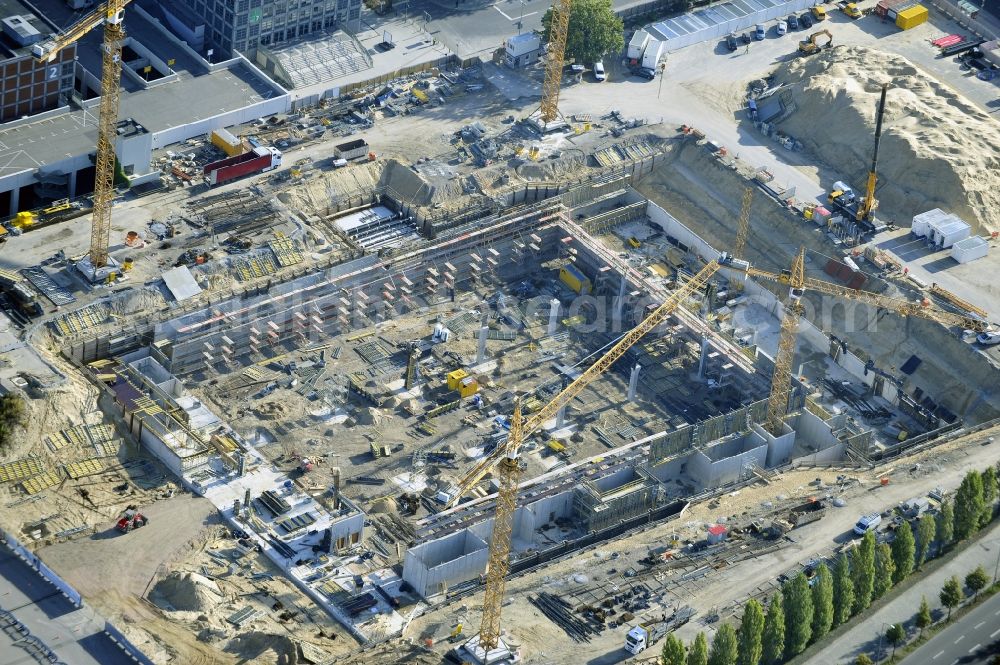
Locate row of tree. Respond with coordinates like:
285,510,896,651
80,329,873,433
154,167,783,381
660,465,999,665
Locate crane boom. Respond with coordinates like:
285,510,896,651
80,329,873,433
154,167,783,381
451,259,721,505
858,83,888,222
540,0,571,123
33,1,131,270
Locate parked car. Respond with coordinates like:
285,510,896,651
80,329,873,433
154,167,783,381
634,66,657,80
754,23,766,40
787,14,799,29
741,32,752,44
726,33,739,51
593,61,606,81
811,5,827,20
777,20,787,35
800,12,813,27
853,512,882,536
977,331,1000,346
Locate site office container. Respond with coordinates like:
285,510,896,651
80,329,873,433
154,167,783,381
896,5,928,29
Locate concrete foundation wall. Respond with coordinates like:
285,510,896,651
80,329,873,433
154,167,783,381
756,423,796,467
513,489,574,543
792,409,841,455
403,529,490,597
688,434,768,488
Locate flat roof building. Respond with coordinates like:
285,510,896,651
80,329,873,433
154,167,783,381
0,0,74,123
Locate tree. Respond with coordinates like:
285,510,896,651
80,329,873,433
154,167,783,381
854,655,874,665
811,563,834,642
965,565,989,600
783,573,814,658
851,532,876,614
891,520,916,584
541,0,624,66
688,631,709,665
0,393,26,454
737,598,765,665
982,466,998,527
915,596,932,637
662,634,687,665
954,470,985,540
873,542,895,600
940,575,962,621
762,592,785,665
937,499,954,548
832,553,855,627
708,623,738,665
885,623,905,659
916,513,937,567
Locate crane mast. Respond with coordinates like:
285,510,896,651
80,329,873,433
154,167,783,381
540,0,571,123
764,248,805,435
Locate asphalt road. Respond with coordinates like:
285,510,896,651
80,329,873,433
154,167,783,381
897,592,1000,665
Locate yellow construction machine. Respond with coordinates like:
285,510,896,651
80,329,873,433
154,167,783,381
798,29,833,56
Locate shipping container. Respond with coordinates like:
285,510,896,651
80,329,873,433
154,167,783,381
210,127,243,157
627,29,650,61
334,138,370,160
932,218,970,248
951,236,989,264
911,208,948,237
203,146,282,186
875,0,917,17
641,40,666,70
896,4,928,29
559,264,592,294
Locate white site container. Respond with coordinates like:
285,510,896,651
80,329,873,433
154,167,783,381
911,208,947,238
950,236,989,264
628,29,651,60
932,217,971,248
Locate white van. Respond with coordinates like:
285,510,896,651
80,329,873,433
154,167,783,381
853,513,882,536
593,61,606,81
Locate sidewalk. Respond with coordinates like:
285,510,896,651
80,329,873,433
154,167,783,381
804,520,1000,664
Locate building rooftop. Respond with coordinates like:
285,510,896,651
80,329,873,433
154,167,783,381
0,62,283,177
0,0,55,59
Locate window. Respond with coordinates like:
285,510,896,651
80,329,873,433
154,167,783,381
236,27,247,40
323,15,335,27
237,13,247,25
261,19,271,30
249,24,259,36
312,20,321,30
237,0,248,10
260,34,271,45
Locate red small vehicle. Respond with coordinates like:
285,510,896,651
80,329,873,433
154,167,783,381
116,505,148,533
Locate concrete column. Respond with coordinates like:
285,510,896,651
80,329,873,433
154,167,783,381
698,338,710,379
556,405,566,428
68,169,77,199
547,298,560,336
628,363,641,401
477,325,488,364
8,186,18,215
614,275,627,329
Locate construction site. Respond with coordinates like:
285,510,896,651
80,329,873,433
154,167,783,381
1,0,1000,664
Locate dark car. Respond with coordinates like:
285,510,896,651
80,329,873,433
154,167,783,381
788,14,799,29
726,33,739,51
635,66,657,80
741,32,752,44
800,12,813,28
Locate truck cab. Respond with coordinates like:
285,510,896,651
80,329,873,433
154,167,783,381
625,626,651,654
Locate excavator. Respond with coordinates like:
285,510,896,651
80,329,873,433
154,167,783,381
798,29,833,56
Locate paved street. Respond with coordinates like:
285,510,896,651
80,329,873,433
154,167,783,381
898,592,1000,665
804,522,1000,664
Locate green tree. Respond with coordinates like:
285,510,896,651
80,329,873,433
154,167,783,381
811,563,834,642
851,531,876,615
916,513,937,567
854,655,874,665
662,633,687,665
708,623,738,665
966,565,989,600
915,596,932,637
783,573,814,658
737,598,765,665
762,592,785,665
541,0,624,66
891,520,916,584
955,470,985,540
937,499,954,548
873,542,895,600
885,623,905,659
981,466,998,527
688,631,709,665
832,553,855,627
940,575,962,621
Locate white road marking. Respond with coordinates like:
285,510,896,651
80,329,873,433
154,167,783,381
932,650,945,659
968,643,981,654
974,621,984,629
493,5,513,20
954,634,964,644
991,627,1000,639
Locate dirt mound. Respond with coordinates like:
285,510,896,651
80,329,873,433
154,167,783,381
149,572,222,612
377,159,465,206
771,45,1000,233
223,631,296,664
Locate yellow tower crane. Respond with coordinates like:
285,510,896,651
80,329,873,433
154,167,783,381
32,0,131,273
730,186,754,293
719,251,990,435
451,259,721,660
538,0,572,126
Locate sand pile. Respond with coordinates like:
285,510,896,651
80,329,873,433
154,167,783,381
223,631,296,664
377,159,465,206
149,572,223,612
355,406,392,426
280,160,383,213
107,286,166,316
771,46,1000,233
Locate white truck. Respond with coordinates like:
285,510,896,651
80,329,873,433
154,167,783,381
624,607,694,654
853,512,882,535
627,29,651,60
640,39,666,70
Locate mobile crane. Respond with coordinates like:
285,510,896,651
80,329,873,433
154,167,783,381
828,83,889,234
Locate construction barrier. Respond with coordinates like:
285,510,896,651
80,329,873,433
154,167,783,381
0,528,82,607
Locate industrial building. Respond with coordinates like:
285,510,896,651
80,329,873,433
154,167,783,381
0,0,74,123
